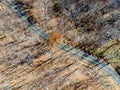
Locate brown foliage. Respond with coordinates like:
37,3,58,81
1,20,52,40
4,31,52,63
47,32,61,47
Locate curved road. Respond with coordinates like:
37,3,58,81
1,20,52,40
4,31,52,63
3,0,120,87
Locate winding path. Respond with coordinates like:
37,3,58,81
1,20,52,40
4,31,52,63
3,0,120,87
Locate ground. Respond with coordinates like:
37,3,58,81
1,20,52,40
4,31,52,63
0,0,120,90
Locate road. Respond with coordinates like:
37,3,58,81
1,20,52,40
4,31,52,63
3,0,120,87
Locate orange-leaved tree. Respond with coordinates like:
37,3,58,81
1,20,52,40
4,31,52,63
47,32,62,47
